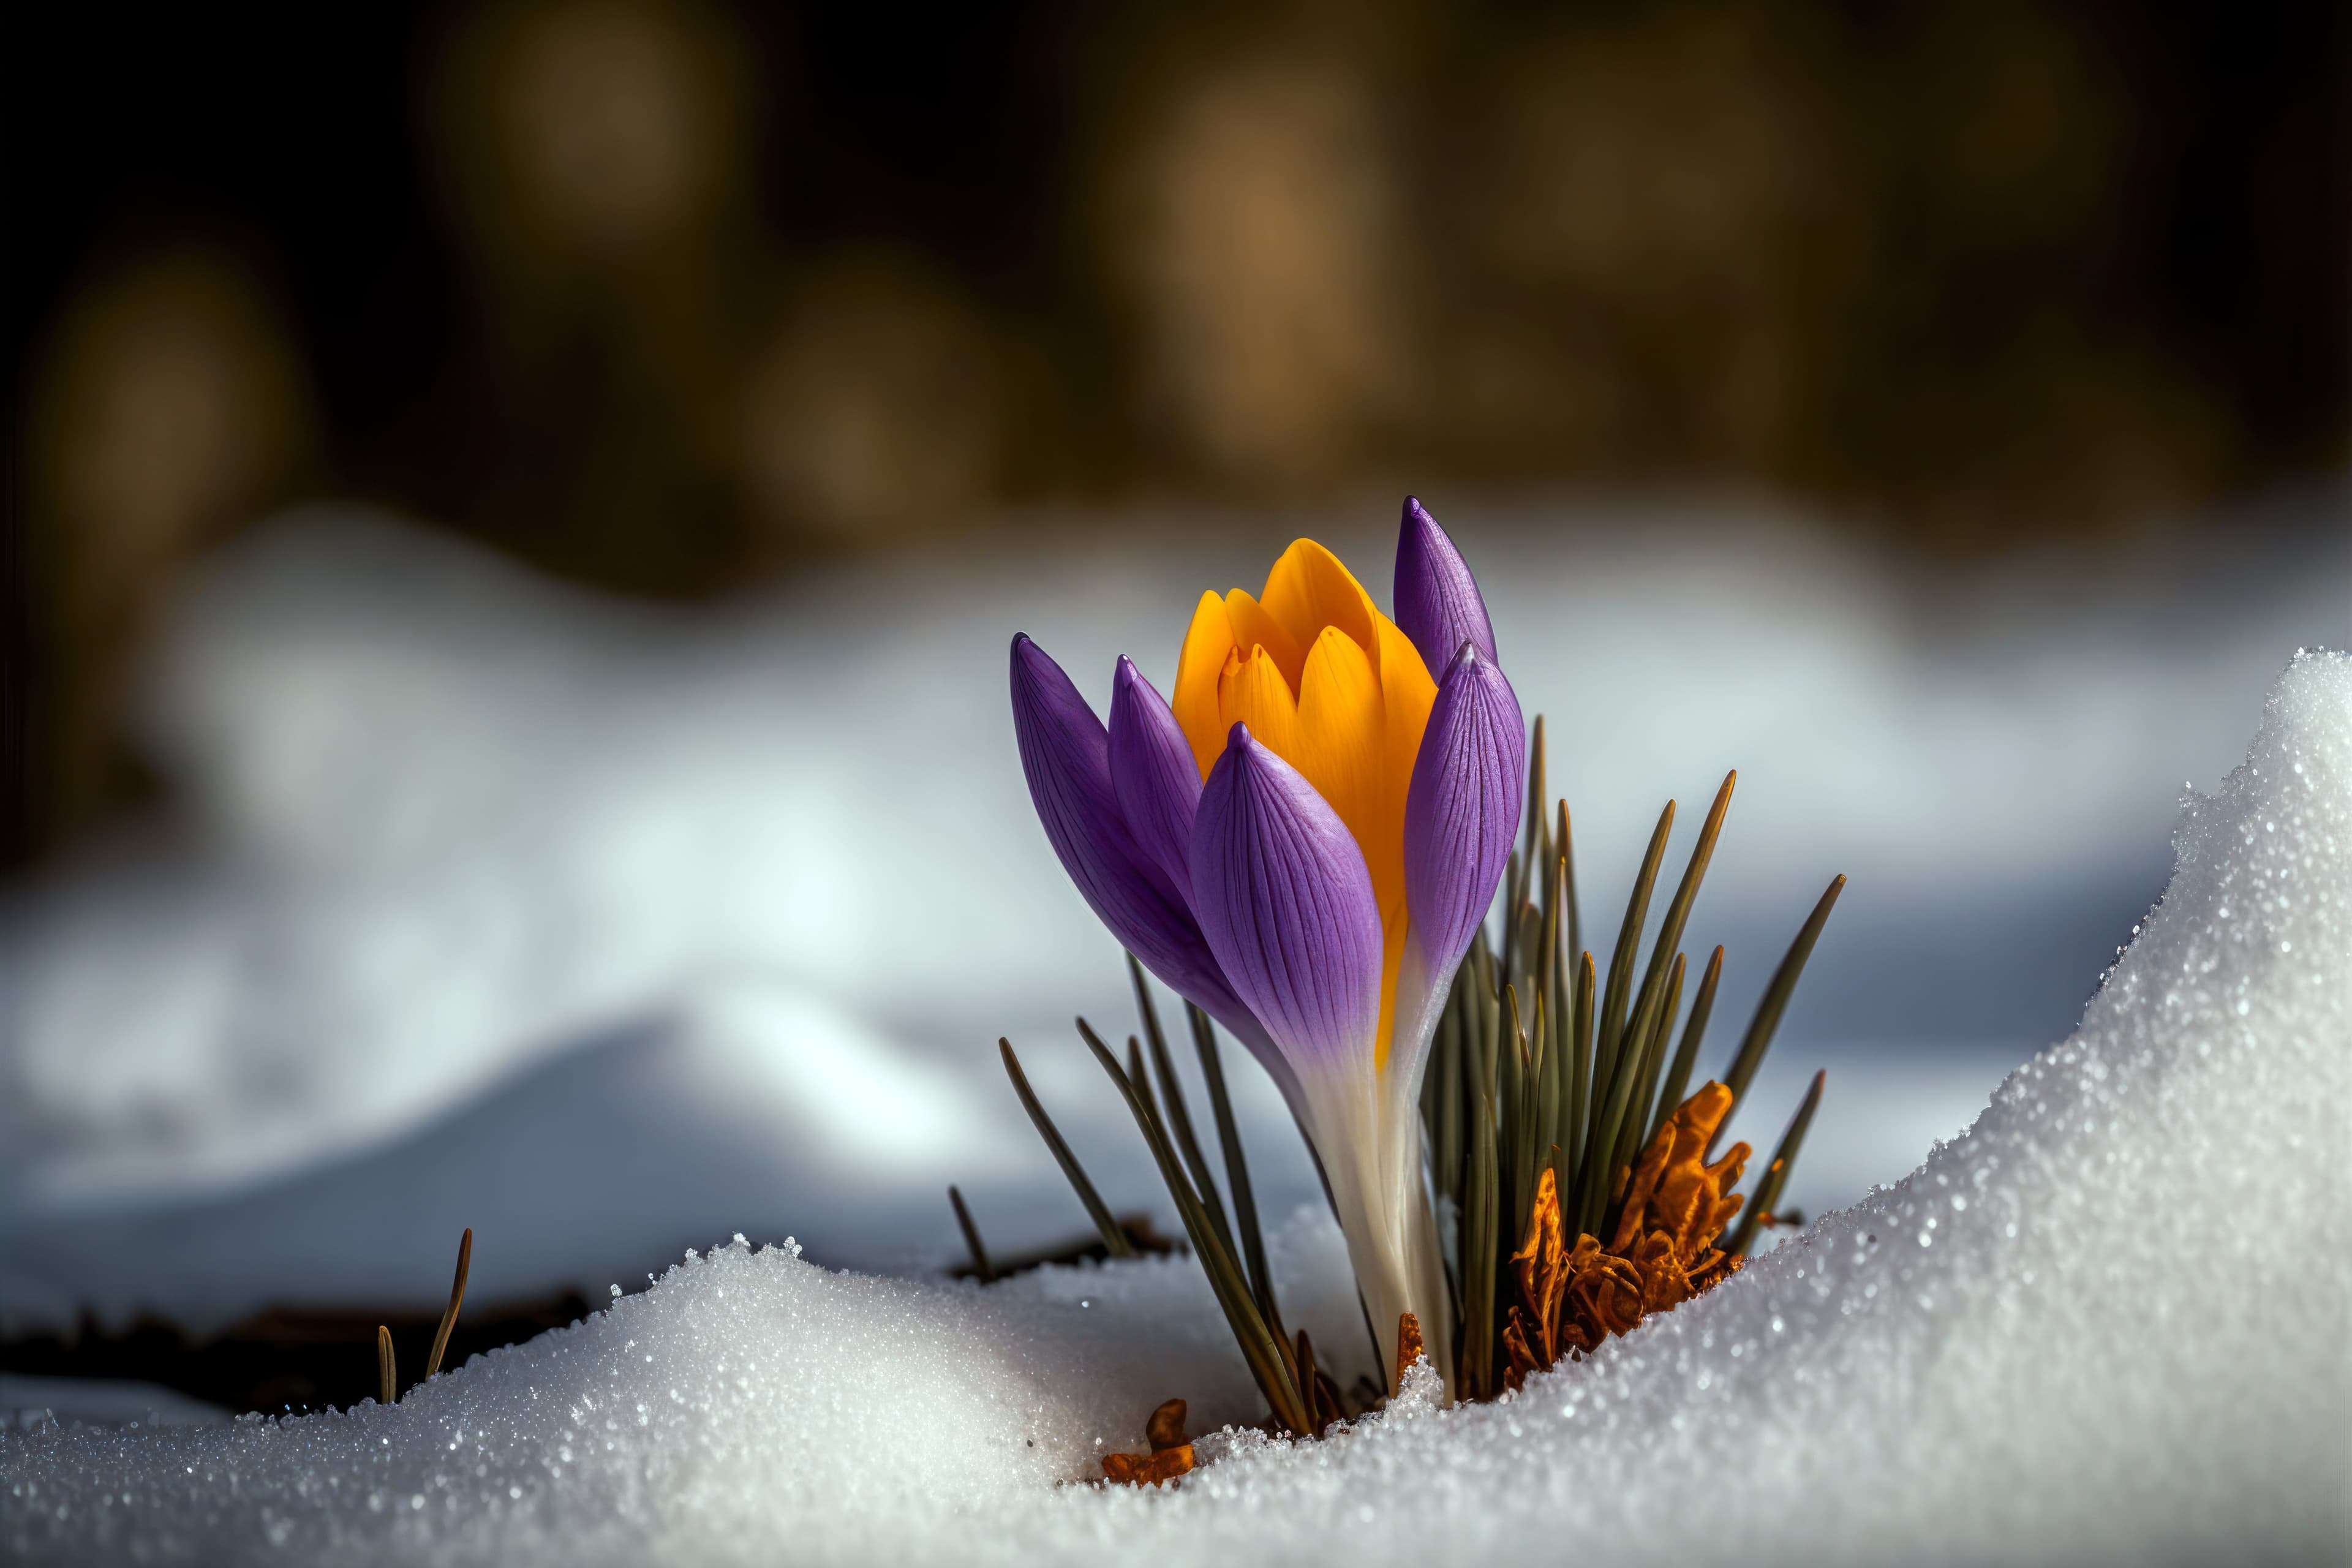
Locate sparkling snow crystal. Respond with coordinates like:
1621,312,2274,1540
6,652,2348,1565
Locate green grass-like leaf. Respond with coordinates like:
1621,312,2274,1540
1649,946,1724,1147
1077,1017,1311,1434
1719,875,1847,1145
1597,800,1676,1106
1722,1068,1826,1259
998,1037,1134,1259
1185,1000,1277,1327
948,1185,995,1283
1129,957,1236,1259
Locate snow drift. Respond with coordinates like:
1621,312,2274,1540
6,649,2345,1566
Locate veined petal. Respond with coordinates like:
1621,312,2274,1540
1009,635,1261,1041
1393,497,1498,674
1382,643,1521,1180
1191,723,1384,1073
1174,591,1237,777
1107,656,1200,907
1403,643,1526,986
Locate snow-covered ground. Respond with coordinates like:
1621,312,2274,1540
0,489,2343,1332
5,647,2343,1566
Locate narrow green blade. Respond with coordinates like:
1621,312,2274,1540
1430,968,1468,1316
1534,984,1562,1224
1186,1002,1280,1337
1131,957,1234,1256
998,1037,1133,1258
1499,847,1523,983
948,1185,995,1283
1619,772,1734,1109
1460,979,1500,1401
1078,1018,1311,1434
1431,986,1463,1210
1562,949,1595,1218
1523,715,1548,887
1597,800,1676,1106
1611,951,1684,1186
1578,978,1657,1239
1649,945,1724,1145
1558,801,1581,988
1719,875,1846,1147
1505,986,1538,1245
1722,1069,1825,1259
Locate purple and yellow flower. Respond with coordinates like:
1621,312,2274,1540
1009,498,1525,1390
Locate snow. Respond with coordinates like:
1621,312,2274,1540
0,1379,227,1430
1,492,2341,1331
6,649,2345,1566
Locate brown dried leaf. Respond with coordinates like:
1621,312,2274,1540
1101,1445,1196,1486
1145,1396,1188,1453
1686,1246,1741,1294
1590,1081,1755,1322
1510,1166,1568,1367
1624,1230,1691,1314
1560,1234,1645,1354
1610,1082,1751,1262
1393,1311,1423,1390
1313,1367,1346,1430
1502,1308,1544,1390
1294,1329,1328,1434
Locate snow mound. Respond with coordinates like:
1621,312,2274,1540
6,652,2347,1566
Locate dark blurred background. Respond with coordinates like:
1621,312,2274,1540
6,0,2346,869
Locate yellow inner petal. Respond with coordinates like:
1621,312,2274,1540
1174,590,1238,777
1373,617,1438,813
1224,589,1307,692
1294,628,1384,873
1262,539,1381,658
1216,644,1303,764
1170,538,1439,1068
1295,628,1398,1050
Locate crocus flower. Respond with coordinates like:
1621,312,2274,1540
1010,497,1525,1391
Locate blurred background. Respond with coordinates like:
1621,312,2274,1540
9,0,2348,859
1,0,2346,1396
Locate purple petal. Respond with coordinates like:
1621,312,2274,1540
1009,635,1264,1041
1107,657,1201,908
1191,723,1385,1070
1393,496,1498,674
1403,644,1526,979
